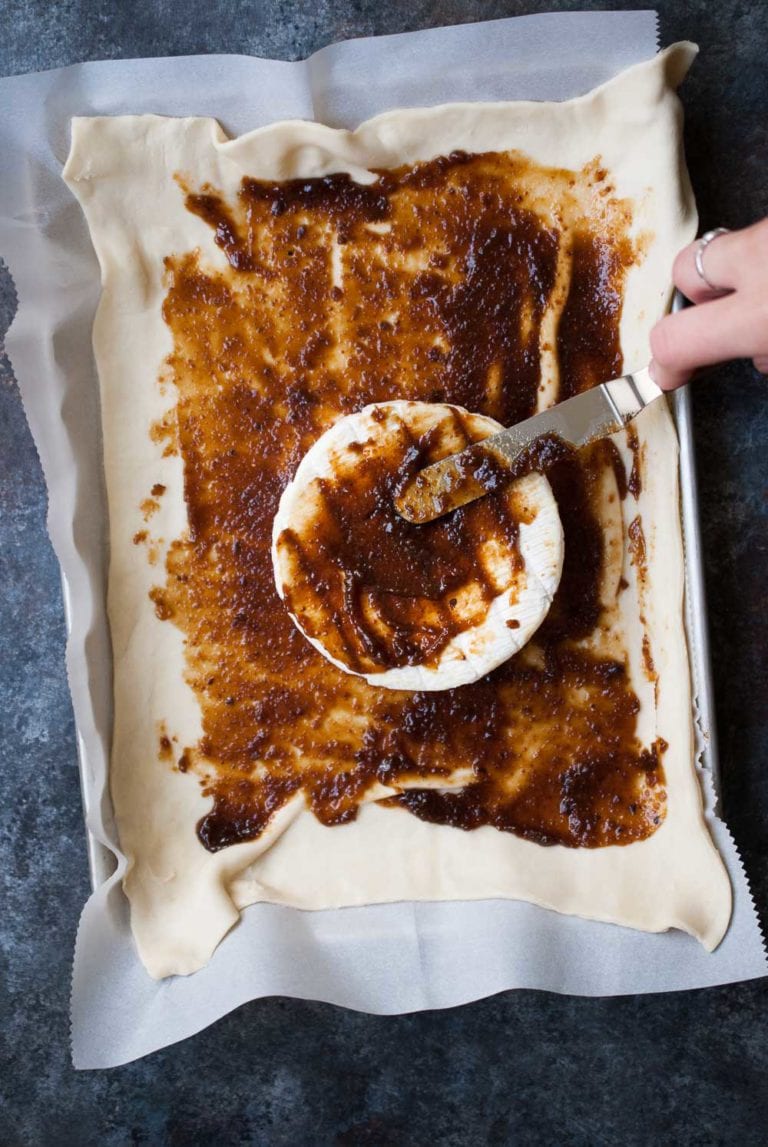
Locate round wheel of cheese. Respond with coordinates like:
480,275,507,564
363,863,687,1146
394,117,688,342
272,400,564,691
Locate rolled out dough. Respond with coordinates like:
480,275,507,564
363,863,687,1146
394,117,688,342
63,43,732,979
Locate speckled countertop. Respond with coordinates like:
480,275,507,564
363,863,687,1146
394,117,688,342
1,2,767,1143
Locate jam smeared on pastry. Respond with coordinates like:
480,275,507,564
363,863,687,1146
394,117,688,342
155,148,665,851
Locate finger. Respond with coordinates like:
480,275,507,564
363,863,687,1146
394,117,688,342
674,221,768,305
648,358,692,391
753,355,768,376
672,241,730,305
649,291,766,390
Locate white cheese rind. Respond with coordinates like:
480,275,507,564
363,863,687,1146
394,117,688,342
272,400,564,691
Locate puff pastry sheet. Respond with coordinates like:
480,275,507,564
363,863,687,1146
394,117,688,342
64,44,731,978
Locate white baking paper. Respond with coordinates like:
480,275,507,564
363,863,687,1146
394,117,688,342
0,11,765,1070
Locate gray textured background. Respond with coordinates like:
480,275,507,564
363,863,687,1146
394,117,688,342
1,2,766,1143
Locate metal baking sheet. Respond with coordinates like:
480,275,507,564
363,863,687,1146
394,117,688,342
674,383,721,800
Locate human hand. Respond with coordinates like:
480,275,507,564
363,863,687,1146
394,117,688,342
649,219,768,390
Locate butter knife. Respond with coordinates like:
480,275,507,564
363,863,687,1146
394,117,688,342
396,365,663,524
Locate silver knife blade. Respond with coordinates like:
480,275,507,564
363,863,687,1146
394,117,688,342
396,366,663,524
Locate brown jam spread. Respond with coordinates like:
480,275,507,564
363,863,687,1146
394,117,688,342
153,148,664,851
404,429,574,521
626,423,643,498
276,406,532,674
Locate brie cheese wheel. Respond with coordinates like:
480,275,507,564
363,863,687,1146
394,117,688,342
273,401,564,690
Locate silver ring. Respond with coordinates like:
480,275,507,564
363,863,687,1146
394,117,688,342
694,227,731,293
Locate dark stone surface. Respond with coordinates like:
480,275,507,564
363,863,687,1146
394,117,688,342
1,1,766,1143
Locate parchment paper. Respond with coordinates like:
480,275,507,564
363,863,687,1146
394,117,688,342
0,11,764,1070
